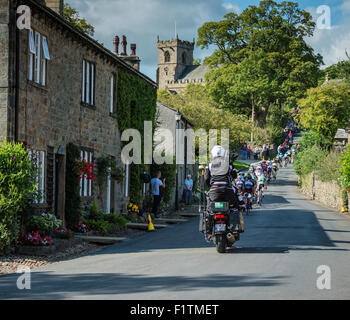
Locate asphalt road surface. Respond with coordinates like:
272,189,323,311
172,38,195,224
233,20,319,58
1,166,350,300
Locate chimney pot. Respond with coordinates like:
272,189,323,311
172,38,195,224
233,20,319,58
121,35,127,56
130,44,136,56
113,36,120,55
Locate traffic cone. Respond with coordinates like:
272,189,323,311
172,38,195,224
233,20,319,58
148,214,155,231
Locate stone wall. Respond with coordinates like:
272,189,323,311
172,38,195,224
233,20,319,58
0,0,9,139
301,173,344,211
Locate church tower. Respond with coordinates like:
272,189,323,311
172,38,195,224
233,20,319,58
157,36,195,90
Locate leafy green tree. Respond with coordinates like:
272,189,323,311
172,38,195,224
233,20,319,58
297,82,350,144
321,59,350,84
158,84,252,151
193,58,202,66
197,0,323,127
63,3,95,36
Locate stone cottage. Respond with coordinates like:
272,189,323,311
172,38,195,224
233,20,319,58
0,0,157,223
155,102,196,207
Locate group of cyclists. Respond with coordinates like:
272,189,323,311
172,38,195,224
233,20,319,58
233,158,281,213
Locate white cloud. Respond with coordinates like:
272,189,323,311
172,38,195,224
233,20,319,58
222,2,241,13
305,2,350,67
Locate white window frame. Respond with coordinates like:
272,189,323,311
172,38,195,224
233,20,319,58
34,32,41,83
28,149,46,204
79,149,93,197
28,29,35,81
82,59,95,105
110,75,114,113
28,29,50,86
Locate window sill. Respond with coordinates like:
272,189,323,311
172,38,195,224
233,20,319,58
81,102,96,110
27,80,48,92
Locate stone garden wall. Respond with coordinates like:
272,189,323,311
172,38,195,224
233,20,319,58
301,173,344,211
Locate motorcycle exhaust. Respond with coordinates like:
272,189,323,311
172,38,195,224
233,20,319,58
226,232,235,241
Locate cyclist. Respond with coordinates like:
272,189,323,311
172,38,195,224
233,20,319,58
234,173,245,194
257,174,267,204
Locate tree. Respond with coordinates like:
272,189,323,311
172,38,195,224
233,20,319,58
297,82,350,144
158,84,252,151
321,59,350,84
62,3,95,36
193,58,202,66
197,0,323,127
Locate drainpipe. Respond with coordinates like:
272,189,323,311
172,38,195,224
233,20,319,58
14,7,19,142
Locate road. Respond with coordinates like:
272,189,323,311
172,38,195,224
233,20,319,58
1,166,350,300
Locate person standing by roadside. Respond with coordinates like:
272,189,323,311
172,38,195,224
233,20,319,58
184,174,193,205
151,171,166,218
247,146,251,160
242,144,247,160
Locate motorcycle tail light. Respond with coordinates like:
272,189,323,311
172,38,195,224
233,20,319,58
214,215,226,219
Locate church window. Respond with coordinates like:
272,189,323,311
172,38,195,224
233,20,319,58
164,51,170,63
182,52,186,64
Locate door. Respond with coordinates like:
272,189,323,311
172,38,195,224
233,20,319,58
54,154,65,219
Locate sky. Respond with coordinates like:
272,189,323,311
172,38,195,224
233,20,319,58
67,0,350,81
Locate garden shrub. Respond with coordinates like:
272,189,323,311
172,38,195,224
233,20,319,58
294,144,327,178
81,218,115,236
65,143,82,228
316,150,342,183
102,214,128,228
27,213,62,235
0,139,37,255
340,145,350,191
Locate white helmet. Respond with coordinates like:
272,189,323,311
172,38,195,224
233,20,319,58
211,145,226,159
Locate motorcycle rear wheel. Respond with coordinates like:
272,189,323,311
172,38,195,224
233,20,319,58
216,234,227,253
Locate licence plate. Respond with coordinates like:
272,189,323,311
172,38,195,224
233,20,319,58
215,224,226,232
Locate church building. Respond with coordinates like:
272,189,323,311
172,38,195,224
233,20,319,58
156,36,209,93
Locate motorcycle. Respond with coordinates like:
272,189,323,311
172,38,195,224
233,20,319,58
199,200,244,253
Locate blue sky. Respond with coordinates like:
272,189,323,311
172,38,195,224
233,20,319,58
68,0,350,81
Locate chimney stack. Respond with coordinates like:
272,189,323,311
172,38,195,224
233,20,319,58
130,44,136,56
115,35,141,71
113,36,120,55
45,0,64,15
121,35,127,56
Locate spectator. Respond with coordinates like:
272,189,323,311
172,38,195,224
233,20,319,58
184,174,193,205
150,171,166,218
247,146,251,159
242,144,247,160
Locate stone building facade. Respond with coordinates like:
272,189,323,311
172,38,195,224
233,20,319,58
156,36,209,93
0,0,157,223
155,102,195,206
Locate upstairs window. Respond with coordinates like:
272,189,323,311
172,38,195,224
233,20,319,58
28,29,50,86
82,60,95,106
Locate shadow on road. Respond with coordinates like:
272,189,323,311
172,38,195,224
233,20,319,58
0,272,288,299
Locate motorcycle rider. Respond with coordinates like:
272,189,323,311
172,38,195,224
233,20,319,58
205,145,239,209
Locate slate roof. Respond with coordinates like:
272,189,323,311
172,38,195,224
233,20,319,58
178,64,210,81
335,129,348,140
